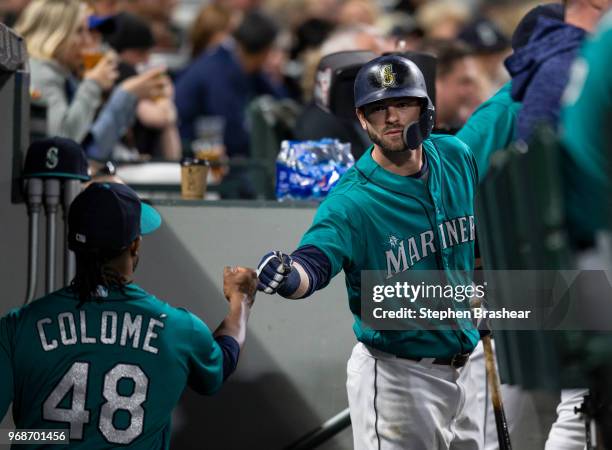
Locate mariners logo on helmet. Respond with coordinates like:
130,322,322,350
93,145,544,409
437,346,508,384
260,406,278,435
380,64,397,88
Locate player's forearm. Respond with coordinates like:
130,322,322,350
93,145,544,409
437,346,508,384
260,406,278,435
213,294,252,349
279,261,311,299
280,248,331,299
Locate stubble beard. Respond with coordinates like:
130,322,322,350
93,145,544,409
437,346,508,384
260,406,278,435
366,124,408,154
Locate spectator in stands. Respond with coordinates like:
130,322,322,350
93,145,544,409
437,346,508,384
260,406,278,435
505,0,611,143
338,0,379,26
456,3,564,177
189,3,234,59
0,0,29,27
86,0,121,17
416,0,470,39
176,10,284,149
420,39,484,133
458,17,511,94
122,0,181,50
175,10,285,198
107,12,181,161
16,0,166,161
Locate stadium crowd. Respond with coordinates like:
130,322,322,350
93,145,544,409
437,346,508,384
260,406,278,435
1,0,548,199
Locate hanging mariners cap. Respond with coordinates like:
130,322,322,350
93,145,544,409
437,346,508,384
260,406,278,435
68,183,161,252
23,137,90,180
313,50,378,119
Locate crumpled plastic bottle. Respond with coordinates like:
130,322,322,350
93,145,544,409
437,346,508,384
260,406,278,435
276,139,354,201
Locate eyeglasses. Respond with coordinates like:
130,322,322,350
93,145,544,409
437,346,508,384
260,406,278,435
362,99,421,123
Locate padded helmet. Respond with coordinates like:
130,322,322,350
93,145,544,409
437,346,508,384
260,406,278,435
354,54,435,149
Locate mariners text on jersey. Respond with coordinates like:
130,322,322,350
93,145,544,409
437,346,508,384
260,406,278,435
36,310,165,354
385,215,475,279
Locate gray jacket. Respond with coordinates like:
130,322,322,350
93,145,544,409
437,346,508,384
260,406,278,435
29,58,138,160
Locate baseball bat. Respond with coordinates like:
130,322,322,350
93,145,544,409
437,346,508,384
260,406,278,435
482,335,512,450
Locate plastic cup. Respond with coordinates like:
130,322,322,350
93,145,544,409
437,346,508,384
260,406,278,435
83,49,105,70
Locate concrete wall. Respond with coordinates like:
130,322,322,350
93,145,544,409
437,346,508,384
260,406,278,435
142,203,356,449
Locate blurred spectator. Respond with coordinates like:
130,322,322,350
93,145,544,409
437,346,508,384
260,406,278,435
393,0,426,15
0,0,30,27
290,17,336,60
455,4,565,178
123,0,181,50
107,12,181,161
189,3,234,59
302,0,341,23
506,0,609,143
263,31,293,93
420,39,483,132
301,24,392,102
338,0,379,26
86,0,121,17
386,12,424,52
416,0,470,39
459,17,511,93
16,0,166,161
175,10,285,198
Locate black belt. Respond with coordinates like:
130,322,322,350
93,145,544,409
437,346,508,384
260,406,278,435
405,352,471,368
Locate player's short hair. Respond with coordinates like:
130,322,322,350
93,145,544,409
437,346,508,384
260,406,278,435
233,10,279,54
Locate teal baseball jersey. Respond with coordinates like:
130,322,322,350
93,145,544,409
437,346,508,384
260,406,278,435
561,10,612,242
300,135,480,359
456,81,521,178
0,284,223,449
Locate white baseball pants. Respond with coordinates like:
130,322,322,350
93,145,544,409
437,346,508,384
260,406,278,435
346,342,483,450
545,388,588,450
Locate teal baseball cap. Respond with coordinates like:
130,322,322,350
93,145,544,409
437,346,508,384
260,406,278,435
68,182,161,252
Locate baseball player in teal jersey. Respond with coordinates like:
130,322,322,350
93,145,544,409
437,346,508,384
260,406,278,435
561,7,612,245
257,55,483,449
0,182,257,449
541,9,612,450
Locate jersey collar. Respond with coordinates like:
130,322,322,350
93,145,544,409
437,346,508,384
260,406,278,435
56,283,150,301
355,141,439,195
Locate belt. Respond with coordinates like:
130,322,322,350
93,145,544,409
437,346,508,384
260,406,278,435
362,344,471,369
405,352,471,368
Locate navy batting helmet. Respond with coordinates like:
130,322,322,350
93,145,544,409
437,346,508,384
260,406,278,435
354,54,435,149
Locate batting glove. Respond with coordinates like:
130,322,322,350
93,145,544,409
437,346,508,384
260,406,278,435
257,251,293,295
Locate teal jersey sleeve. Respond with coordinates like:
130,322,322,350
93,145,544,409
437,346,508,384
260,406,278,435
183,310,224,395
0,311,16,420
299,191,363,280
561,12,612,240
456,82,520,179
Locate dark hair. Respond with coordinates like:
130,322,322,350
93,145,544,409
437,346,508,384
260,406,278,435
106,12,155,53
71,248,128,306
233,10,279,54
190,3,232,58
418,39,474,78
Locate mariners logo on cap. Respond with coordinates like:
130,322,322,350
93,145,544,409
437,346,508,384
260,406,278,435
45,147,59,169
380,64,397,88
